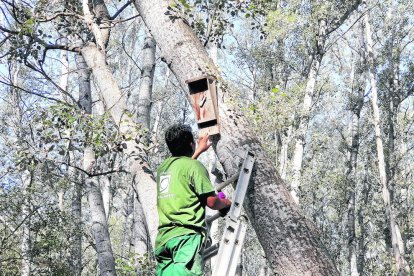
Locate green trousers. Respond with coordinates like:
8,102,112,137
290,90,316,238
155,233,203,276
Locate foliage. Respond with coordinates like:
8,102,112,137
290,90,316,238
0,0,413,275
115,253,156,276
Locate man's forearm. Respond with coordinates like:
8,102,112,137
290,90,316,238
191,149,203,160
206,196,231,210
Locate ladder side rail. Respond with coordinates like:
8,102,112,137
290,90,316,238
228,152,255,221
227,218,248,276
212,220,240,276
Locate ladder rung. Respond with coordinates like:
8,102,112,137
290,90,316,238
216,172,240,191
206,212,221,224
201,243,220,260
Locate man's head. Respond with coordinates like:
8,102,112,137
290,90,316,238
165,124,195,157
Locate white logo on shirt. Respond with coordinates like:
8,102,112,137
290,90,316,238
159,174,171,194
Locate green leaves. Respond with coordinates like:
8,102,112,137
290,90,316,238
115,252,156,276
33,104,118,158
265,10,299,40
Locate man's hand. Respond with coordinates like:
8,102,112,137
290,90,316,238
219,206,230,217
192,134,212,159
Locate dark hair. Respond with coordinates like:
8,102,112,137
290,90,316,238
165,124,194,156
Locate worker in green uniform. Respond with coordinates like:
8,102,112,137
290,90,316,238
155,124,232,276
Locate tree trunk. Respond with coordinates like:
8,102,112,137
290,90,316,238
57,30,69,211
357,161,370,275
346,61,364,276
11,66,32,276
343,50,365,276
94,93,114,221
84,148,117,276
290,51,323,204
131,33,156,261
120,187,134,257
81,45,158,246
77,50,117,275
132,1,339,274
363,7,410,275
134,33,156,129
289,2,361,203
278,124,292,180
133,193,151,271
20,171,32,276
100,171,112,220
82,0,156,253
70,172,83,276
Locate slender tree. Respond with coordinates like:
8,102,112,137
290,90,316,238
363,2,410,274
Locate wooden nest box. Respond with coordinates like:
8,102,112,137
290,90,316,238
186,76,220,136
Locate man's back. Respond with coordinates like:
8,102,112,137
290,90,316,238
155,156,215,249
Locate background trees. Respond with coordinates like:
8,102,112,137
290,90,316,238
0,0,413,275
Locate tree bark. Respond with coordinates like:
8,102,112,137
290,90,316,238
131,32,156,261
77,50,117,275
133,193,151,271
81,0,157,251
11,66,32,276
346,59,364,276
134,34,156,129
133,1,339,274
289,13,333,204
57,29,70,212
70,172,83,276
84,148,117,276
81,45,158,246
20,171,32,276
100,168,113,220
357,161,370,275
363,6,410,275
290,53,322,204
278,124,292,180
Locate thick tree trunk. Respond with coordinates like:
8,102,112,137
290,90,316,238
363,8,410,275
133,1,339,274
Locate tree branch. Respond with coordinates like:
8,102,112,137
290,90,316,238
110,0,133,20
0,79,75,106
326,0,362,36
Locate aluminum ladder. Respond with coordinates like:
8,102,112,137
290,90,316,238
202,150,255,276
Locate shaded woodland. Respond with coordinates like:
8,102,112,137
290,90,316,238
0,0,413,275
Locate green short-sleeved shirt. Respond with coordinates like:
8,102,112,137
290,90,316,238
155,156,215,249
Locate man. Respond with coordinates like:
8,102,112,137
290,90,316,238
155,124,232,275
